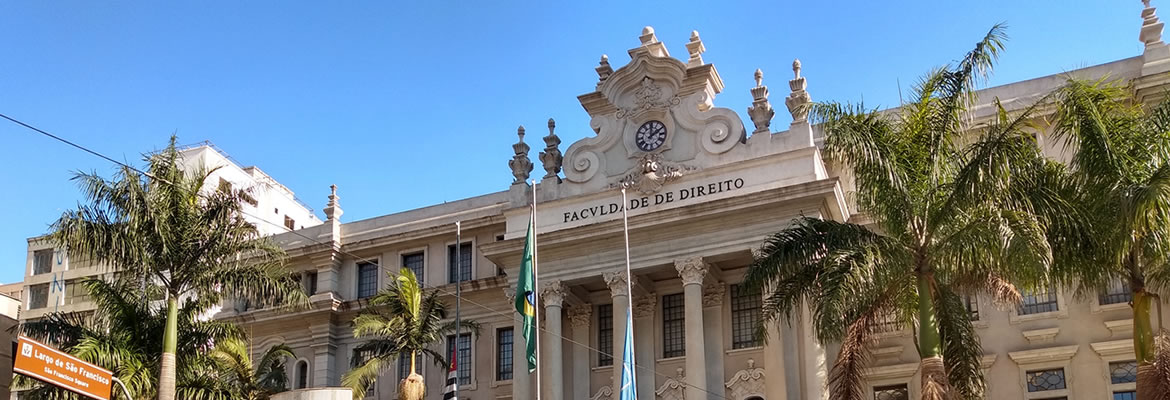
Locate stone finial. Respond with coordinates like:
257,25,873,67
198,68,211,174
685,30,706,67
747,69,775,134
539,118,563,181
596,54,614,86
508,126,533,184
323,184,343,221
640,26,659,45
1143,0,1165,48
785,59,813,123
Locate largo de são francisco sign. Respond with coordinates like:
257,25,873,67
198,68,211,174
14,336,114,400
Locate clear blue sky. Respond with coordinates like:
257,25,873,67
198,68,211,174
0,1,1142,284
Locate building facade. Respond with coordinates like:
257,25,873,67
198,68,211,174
218,4,1170,400
19,143,322,322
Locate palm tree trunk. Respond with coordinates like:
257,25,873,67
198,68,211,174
1135,289,1157,400
917,274,951,400
158,296,179,400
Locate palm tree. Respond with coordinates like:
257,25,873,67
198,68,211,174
178,337,294,400
1048,78,1170,397
341,268,478,400
744,25,1068,400
49,136,308,400
20,278,244,400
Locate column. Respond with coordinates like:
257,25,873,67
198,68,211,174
702,282,726,400
762,287,789,399
632,294,656,399
603,271,631,394
507,287,531,400
799,304,828,400
540,281,567,400
675,257,709,400
309,323,338,387
568,304,593,400
312,251,342,296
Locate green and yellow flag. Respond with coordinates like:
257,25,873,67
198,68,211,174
513,217,537,373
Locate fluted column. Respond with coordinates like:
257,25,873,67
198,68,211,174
632,294,656,399
541,281,566,400
506,287,531,400
603,271,631,394
568,304,593,400
675,257,709,400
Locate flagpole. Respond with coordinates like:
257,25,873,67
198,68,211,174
620,187,636,396
531,179,542,400
453,220,462,399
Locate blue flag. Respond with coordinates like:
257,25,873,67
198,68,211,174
619,310,637,400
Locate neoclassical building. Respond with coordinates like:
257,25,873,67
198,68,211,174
221,4,1170,400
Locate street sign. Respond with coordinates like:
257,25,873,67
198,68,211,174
13,335,113,400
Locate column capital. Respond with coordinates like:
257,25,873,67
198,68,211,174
568,303,593,328
502,286,516,304
541,280,567,307
702,282,726,308
633,294,657,318
674,257,708,286
603,271,630,297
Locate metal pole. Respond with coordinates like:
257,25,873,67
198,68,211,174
454,220,462,398
620,187,636,394
112,377,133,400
532,180,542,400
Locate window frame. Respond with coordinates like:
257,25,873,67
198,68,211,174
1092,339,1137,397
494,327,514,383
293,359,310,389
27,283,49,310
597,303,614,367
863,362,919,400
729,284,762,349
872,383,910,400
446,241,474,284
1010,286,1069,323
445,332,475,388
661,292,686,359
356,260,380,299
1092,278,1133,313
1008,345,1078,399
32,249,54,276
399,248,426,285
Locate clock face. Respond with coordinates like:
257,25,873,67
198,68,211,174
635,120,667,152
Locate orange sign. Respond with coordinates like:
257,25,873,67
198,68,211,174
14,335,113,400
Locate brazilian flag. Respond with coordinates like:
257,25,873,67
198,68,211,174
513,218,537,373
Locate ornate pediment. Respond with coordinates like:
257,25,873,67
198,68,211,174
611,153,698,195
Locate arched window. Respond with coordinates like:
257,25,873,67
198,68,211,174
295,360,309,389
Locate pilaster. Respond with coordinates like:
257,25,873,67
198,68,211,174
540,281,567,400
702,282,726,400
568,303,593,400
674,257,709,400
603,271,631,394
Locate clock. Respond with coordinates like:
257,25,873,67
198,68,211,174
635,120,667,152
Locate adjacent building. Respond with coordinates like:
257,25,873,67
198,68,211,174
218,4,1170,400
19,142,322,322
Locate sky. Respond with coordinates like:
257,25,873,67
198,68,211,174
0,1,1143,284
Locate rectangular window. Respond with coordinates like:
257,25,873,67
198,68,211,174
357,262,378,299
397,352,421,382
447,243,472,283
1114,391,1137,400
1100,279,1133,305
1025,368,1066,392
28,284,48,309
284,216,296,230
33,249,53,275
730,284,762,349
965,295,980,321
872,384,909,400
875,312,902,333
496,327,514,381
65,280,89,305
662,293,685,358
1019,287,1059,315
446,333,472,385
306,271,318,295
597,304,613,366
1110,360,1138,384
402,252,425,283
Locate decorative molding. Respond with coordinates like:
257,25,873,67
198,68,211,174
980,354,997,370
615,77,682,119
1008,345,1080,365
872,345,904,361
863,362,918,381
603,271,630,297
675,257,708,286
590,386,612,400
1105,318,1135,337
568,303,593,328
1091,339,1135,358
612,153,697,195
633,294,657,318
724,359,765,400
538,118,563,181
502,286,516,304
655,368,687,400
702,282,725,308
508,126,533,184
1022,327,1060,345
540,280,566,307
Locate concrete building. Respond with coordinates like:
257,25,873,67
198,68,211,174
19,142,322,322
218,4,1170,400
